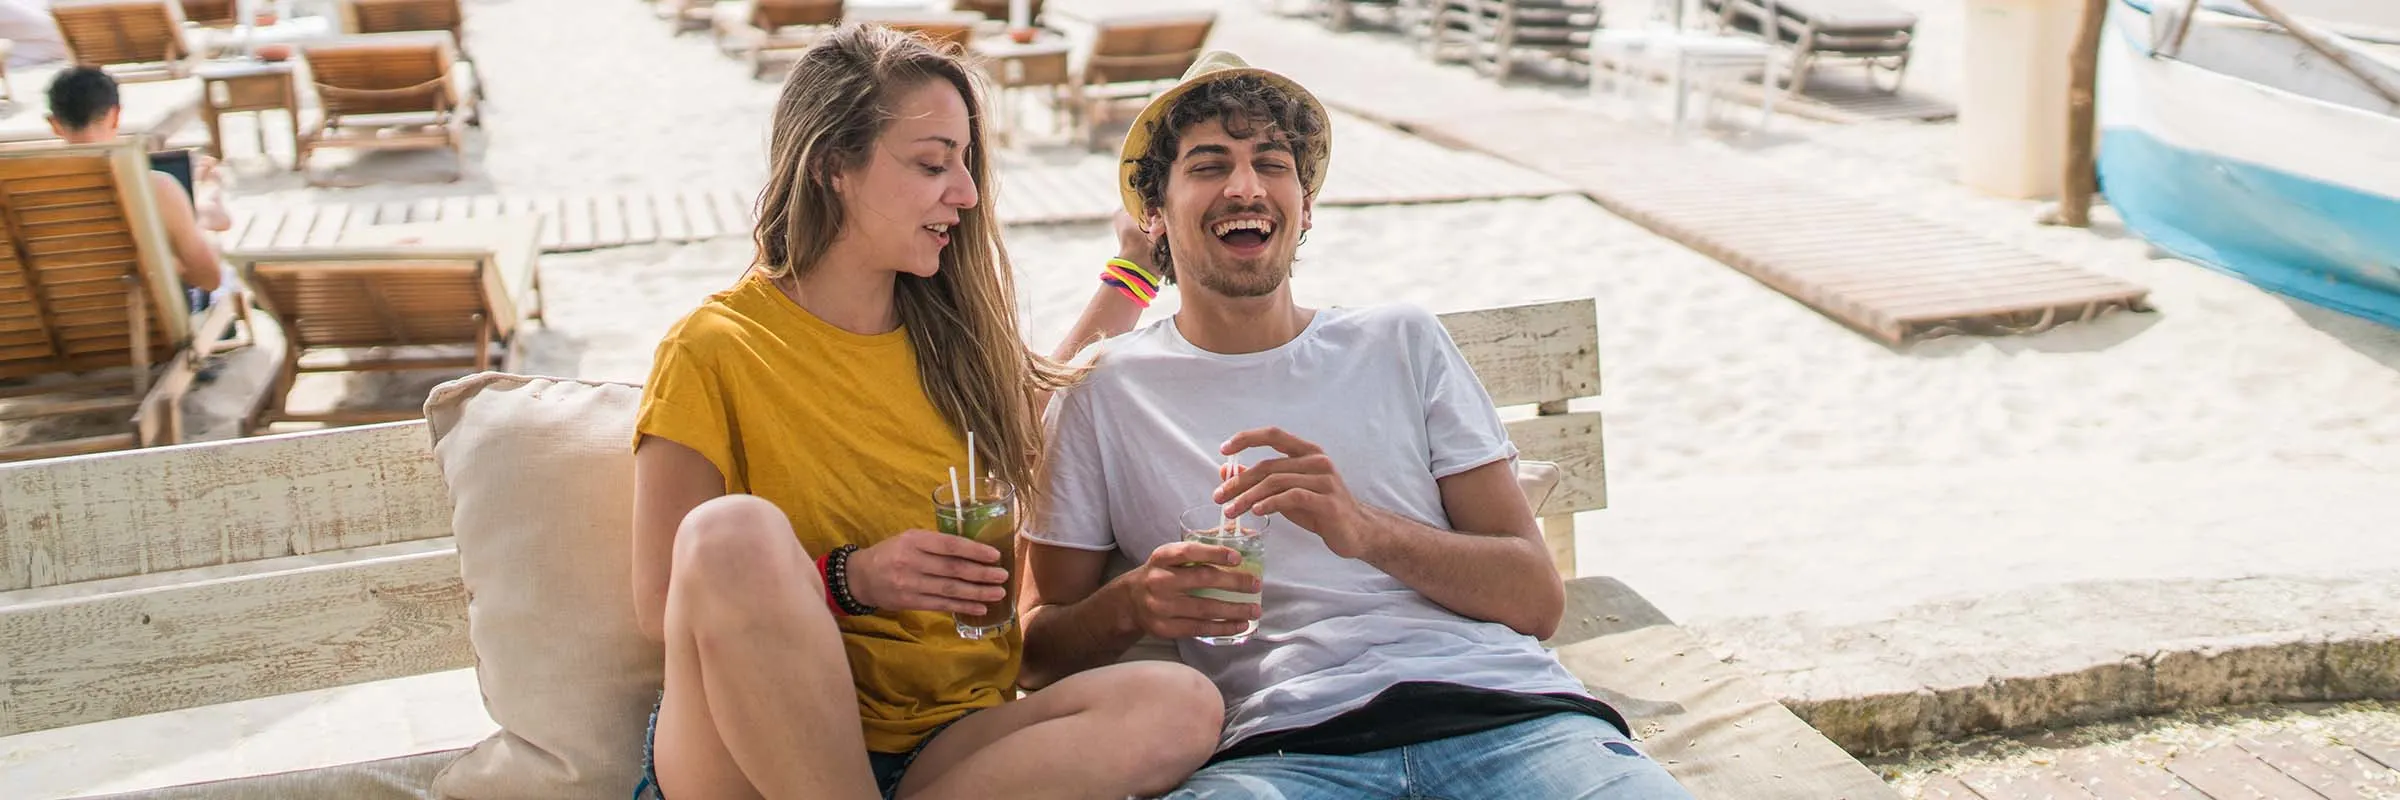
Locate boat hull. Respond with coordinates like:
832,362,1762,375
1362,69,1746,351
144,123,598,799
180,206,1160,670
2098,0,2400,327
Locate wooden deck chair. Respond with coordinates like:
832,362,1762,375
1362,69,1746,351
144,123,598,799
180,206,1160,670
1702,0,1914,93
1321,0,1404,31
224,218,540,434
1075,12,1216,151
659,0,717,34
725,0,843,79
51,0,201,81
953,0,1044,26
1445,0,1603,78
296,32,481,185
344,0,486,101
179,0,236,28
879,19,975,55
0,141,240,463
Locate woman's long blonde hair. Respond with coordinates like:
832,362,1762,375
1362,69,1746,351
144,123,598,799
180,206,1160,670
753,24,1076,499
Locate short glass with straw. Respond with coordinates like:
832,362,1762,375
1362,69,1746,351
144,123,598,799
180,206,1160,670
933,433,1018,640
1179,457,1270,646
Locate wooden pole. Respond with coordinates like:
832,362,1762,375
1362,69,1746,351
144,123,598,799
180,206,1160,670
2239,0,2400,106
2053,0,2110,228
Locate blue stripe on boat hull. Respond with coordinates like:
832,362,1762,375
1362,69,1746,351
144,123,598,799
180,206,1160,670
2099,128,2400,328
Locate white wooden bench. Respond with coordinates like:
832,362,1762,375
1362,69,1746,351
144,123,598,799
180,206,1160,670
0,298,1894,798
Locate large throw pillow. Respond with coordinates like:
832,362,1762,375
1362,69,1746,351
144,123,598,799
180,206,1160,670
422,373,659,799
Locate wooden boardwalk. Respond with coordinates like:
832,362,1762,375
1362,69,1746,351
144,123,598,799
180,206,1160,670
1906,727,2400,799
1374,108,2153,345
223,108,1574,255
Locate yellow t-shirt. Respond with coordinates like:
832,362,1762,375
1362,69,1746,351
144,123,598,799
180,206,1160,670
633,271,1017,754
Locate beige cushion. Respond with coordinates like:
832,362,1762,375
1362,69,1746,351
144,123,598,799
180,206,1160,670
421,374,659,799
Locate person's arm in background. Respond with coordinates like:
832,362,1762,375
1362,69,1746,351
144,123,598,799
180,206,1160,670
192,154,232,233
147,171,221,292
1047,211,1161,363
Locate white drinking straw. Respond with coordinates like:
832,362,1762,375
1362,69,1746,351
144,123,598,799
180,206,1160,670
1221,453,1237,529
965,431,978,497
949,466,965,518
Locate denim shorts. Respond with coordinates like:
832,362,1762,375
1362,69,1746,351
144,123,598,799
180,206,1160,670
633,693,968,800
1160,712,1694,800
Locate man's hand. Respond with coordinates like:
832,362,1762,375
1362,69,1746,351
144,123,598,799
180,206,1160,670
845,530,1008,615
1120,541,1260,640
1215,427,1373,560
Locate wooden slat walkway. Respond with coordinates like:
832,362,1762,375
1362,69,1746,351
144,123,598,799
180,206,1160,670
224,107,1574,253
1905,725,2400,799
1380,108,2152,345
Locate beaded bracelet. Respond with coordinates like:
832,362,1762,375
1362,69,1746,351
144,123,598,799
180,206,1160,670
822,544,876,617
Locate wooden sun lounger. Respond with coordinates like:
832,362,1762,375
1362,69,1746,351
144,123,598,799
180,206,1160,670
296,32,482,185
0,298,1896,798
953,0,1045,26
52,0,202,81
717,0,844,79
222,215,541,434
1427,0,1605,79
179,0,236,28
1075,12,1217,150
0,140,241,463
882,19,977,54
1703,0,1916,93
1319,0,1404,31
345,0,487,101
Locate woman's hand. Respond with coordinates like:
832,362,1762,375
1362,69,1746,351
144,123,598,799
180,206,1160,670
1113,209,1157,267
844,530,1008,615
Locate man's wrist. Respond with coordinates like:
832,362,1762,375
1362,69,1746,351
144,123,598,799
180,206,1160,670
1096,573,1145,641
1344,505,1396,565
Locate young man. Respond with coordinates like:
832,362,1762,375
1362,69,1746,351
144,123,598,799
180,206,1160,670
46,66,232,304
1020,52,1696,798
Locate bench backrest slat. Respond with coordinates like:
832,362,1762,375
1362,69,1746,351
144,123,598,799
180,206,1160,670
0,422,449,592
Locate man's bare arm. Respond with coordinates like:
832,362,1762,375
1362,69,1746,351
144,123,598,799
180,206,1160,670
147,172,221,292
1342,460,1562,638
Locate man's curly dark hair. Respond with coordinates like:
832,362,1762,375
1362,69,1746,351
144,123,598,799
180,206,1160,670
1124,75,1325,283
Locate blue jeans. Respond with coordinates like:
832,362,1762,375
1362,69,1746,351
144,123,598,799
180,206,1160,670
1162,713,1694,800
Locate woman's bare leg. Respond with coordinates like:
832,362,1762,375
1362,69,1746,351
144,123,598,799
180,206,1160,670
893,661,1224,800
654,495,880,800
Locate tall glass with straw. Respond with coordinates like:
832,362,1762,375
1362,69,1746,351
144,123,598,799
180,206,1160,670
933,431,1017,639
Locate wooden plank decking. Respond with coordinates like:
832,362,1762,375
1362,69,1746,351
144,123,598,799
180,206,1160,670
1382,109,2153,345
223,108,1576,254
1903,724,2400,799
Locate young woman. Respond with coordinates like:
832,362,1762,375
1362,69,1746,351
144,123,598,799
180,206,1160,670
629,25,1214,800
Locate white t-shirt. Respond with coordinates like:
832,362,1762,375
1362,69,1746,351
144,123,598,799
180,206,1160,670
1030,305,1596,749
0,1,67,69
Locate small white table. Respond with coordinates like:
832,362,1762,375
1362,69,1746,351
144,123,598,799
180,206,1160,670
1588,0,1784,136
1591,29,1781,135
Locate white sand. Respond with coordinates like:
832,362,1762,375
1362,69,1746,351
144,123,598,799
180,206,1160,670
8,0,2400,795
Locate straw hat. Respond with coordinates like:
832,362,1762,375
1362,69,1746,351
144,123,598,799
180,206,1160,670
1116,51,1332,225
